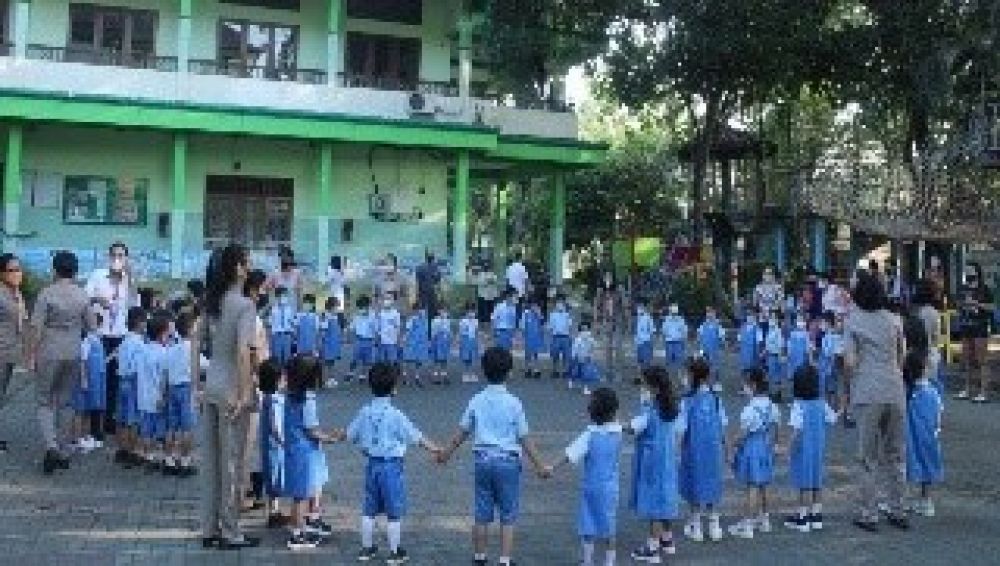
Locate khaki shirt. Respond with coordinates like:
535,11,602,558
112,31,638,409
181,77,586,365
0,285,26,363
844,309,906,406
204,288,257,406
31,280,92,362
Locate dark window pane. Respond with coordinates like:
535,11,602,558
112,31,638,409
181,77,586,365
345,32,421,89
218,20,244,73
347,0,422,25
273,26,297,77
69,4,96,46
130,11,156,59
220,0,299,10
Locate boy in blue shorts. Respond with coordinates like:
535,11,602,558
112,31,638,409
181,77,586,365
137,311,170,470
164,312,196,476
348,362,442,564
439,347,548,566
115,307,146,467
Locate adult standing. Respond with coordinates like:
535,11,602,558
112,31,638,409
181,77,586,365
842,272,909,531
415,252,441,318
270,245,302,308
955,262,993,403
505,252,530,304
912,279,943,388
85,241,136,440
28,251,92,474
0,253,27,453
326,255,346,315
753,266,783,315
201,244,260,549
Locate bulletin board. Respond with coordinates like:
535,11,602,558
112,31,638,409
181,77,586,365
62,175,149,225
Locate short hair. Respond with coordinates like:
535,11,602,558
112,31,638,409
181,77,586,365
853,272,887,312
287,354,322,399
745,367,768,395
465,301,476,313
911,278,939,308
368,362,399,397
175,311,194,339
146,310,172,342
792,365,821,400
126,306,146,332
356,295,371,309
52,250,79,279
303,293,316,305
687,357,711,391
325,296,339,311
482,347,513,384
258,358,283,394
109,241,129,256
274,285,288,297
186,279,205,300
245,269,267,295
588,387,619,425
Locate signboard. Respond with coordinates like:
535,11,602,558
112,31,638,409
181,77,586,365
63,175,149,225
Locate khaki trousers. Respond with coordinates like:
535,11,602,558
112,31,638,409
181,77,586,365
35,359,77,452
200,402,248,540
854,402,905,518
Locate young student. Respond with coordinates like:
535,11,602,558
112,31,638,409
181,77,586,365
817,314,843,409
376,295,402,366
571,320,599,395
548,295,573,379
115,307,146,466
491,290,517,352
546,388,622,566
402,302,430,387
784,365,839,533
137,311,171,470
73,314,107,453
627,366,683,563
320,297,342,388
729,368,780,539
437,347,548,566
679,358,727,542
348,295,376,382
347,362,442,564
296,294,321,357
904,351,944,518
635,300,656,376
521,300,545,379
460,303,481,383
737,308,763,380
786,319,812,393
258,358,287,528
270,286,296,366
164,312,197,476
661,305,688,375
763,312,785,397
697,307,726,392
284,354,343,550
431,308,453,385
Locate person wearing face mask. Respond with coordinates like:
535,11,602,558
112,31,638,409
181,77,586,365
491,289,518,352
785,319,813,402
661,305,689,375
754,267,783,317
548,295,573,379
295,295,321,358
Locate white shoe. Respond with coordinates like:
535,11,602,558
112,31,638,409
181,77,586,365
955,390,970,400
708,517,724,541
711,383,723,393
91,438,103,450
683,519,704,542
915,499,936,517
727,520,754,539
757,513,772,533
462,374,478,383
973,393,988,403
583,387,592,396
568,381,576,390
325,378,339,388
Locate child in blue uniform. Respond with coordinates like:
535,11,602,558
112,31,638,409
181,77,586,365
115,307,146,467
635,300,656,376
546,388,622,566
697,307,726,392
284,355,343,550
627,366,683,563
784,365,839,533
258,359,286,528
763,312,785,395
431,309,452,385
137,312,170,469
737,308,763,379
786,319,812,390
438,347,548,566
347,362,442,564
349,296,376,382
729,368,780,539
376,295,402,365
491,291,517,352
320,297,342,387
403,303,429,386
904,352,944,518
817,314,842,408
270,286,295,366
73,316,107,453
571,321,599,395
521,300,545,379
548,296,573,379
679,358,727,542
296,294,321,357
460,303,481,383
661,305,688,375
164,312,196,476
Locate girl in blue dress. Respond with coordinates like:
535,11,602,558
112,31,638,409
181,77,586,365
571,321,599,395
258,359,287,527
402,303,429,386
763,313,785,397
459,303,480,382
547,387,622,566
431,309,452,385
729,368,780,539
284,355,343,550
627,366,683,562
784,365,838,533
738,308,762,379
320,297,342,387
296,294,321,356
786,319,812,386
679,358,727,542
904,351,944,518
697,306,726,392
521,300,545,379
73,322,107,451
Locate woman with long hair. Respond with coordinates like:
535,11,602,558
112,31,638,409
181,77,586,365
0,253,27,453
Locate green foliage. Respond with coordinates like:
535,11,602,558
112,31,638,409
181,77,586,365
669,271,731,321
21,269,46,309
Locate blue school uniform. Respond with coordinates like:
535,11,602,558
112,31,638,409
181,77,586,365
351,311,377,369
376,308,402,363
284,391,326,500
165,339,195,433
260,392,286,498
403,312,429,364
733,397,779,486
136,342,167,441
789,399,837,490
431,316,452,364
522,308,545,361
296,311,320,356
320,313,342,362
818,331,841,394
635,310,655,368
269,301,295,365
571,332,599,385
74,334,107,412
787,328,811,380
630,402,683,520
548,308,573,367
906,380,944,484
116,332,143,427
764,325,785,385
698,318,725,377
347,397,424,520
491,301,517,351
661,315,688,371
679,388,727,506
459,315,479,367
565,424,622,538
738,320,762,372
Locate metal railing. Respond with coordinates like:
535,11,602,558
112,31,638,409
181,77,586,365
188,59,327,85
24,44,178,71
337,73,458,97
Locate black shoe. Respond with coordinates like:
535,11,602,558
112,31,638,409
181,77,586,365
523,370,531,379
42,450,61,474
56,453,70,469
387,548,409,564
844,414,856,429
219,536,261,550
163,463,178,476
0,440,8,452
267,513,289,529
146,460,161,473
550,371,559,379
305,517,333,538
287,532,319,550
182,465,199,477
113,449,128,464
886,513,911,530
202,536,223,548
853,518,879,533
357,545,378,561
473,559,488,566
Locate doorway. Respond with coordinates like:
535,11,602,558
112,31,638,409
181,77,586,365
204,175,293,250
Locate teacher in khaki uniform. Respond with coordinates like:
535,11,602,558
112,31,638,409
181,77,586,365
201,244,260,550
0,253,28,453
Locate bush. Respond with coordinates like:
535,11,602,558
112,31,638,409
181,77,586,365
668,270,732,322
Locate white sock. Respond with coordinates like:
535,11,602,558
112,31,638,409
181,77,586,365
604,549,616,566
647,536,659,551
361,516,375,548
799,505,809,518
474,554,487,562
582,541,595,566
498,558,511,566
387,521,401,552
709,513,720,527
811,503,823,514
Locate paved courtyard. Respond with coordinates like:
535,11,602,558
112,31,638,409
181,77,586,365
0,351,998,565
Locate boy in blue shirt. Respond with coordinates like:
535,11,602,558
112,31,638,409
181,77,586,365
491,290,517,352
137,311,170,470
548,295,573,379
115,307,146,467
348,295,376,382
348,362,442,564
438,347,548,566
295,294,320,357
376,295,402,366
635,299,655,379
164,312,196,476
270,286,295,366
661,304,688,374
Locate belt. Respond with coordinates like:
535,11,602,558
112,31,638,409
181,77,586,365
273,331,292,335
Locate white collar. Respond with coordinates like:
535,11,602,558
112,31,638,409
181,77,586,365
589,422,623,433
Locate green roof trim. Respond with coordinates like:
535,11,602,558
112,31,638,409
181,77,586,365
493,136,608,165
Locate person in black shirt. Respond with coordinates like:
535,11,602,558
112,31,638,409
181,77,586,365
956,262,993,403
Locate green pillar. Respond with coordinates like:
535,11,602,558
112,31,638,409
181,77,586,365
492,181,509,275
549,171,566,284
317,143,333,269
327,0,345,82
178,0,192,73
170,133,187,278
457,16,474,99
3,125,23,252
452,150,470,283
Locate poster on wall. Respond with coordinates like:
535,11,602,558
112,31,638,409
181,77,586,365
63,175,149,225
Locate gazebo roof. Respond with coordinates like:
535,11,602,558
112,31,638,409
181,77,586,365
678,125,776,162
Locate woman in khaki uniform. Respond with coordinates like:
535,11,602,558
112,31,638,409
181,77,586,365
0,253,27,453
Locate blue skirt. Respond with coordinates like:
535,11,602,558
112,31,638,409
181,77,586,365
578,481,618,538
732,433,774,486
432,335,450,363
630,443,679,520
262,445,285,498
766,354,784,385
789,436,824,490
403,339,429,364
665,341,686,369
493,328,513,351
636,341,653,367
460,335,478,365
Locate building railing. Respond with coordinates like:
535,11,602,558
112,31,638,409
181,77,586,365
338,73,458,97
24,44,178,71
188,59,327,85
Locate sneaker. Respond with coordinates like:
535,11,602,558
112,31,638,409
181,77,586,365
523,370,532,379
91,438,103,449
582,386,592,396
708,517,724,541
472,558,488,566
757,513,772,533
325,378,339,388
267,513,289,529
683,519,704,542
659,538,676,555
954,390,970,400
915,500,935,517
784,514,811,533
114,449,129,463
357,545,378,561
305,518,333,538
386,548,409,564
219,536,261,550
852,516,879,533
973,393,988,403
0,439,7,453
630,546,661,564
808,513,824,530
287,532,319,550
727,520,754,539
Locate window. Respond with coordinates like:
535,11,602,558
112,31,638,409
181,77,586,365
205,176,294,250
1,0,9,49
347,0,422,25
220,0,299,10
218,20,298,80
345,32,420,90
67,4,158,67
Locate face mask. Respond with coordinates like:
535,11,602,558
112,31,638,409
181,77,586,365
383,300,393,308
640,389,652,403
279,296,290,305
110,257,124,272
556,302,565,311
303,304,314,312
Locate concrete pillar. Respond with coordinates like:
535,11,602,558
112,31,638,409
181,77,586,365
452,150,470,282
177,0,192,73
3,125,22,253
317,143,333,270
774,223,787,274
327,0,345,84
170,133,187,278
492,181,509,275
13,0,30,59
457,16,473,100
549,171,566,284
810,218,828,273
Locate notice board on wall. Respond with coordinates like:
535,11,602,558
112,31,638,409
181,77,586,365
62,175,149,225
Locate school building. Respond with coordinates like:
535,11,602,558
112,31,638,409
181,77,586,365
0,0,604,280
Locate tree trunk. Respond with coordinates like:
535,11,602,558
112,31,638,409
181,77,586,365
692,93,720,245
